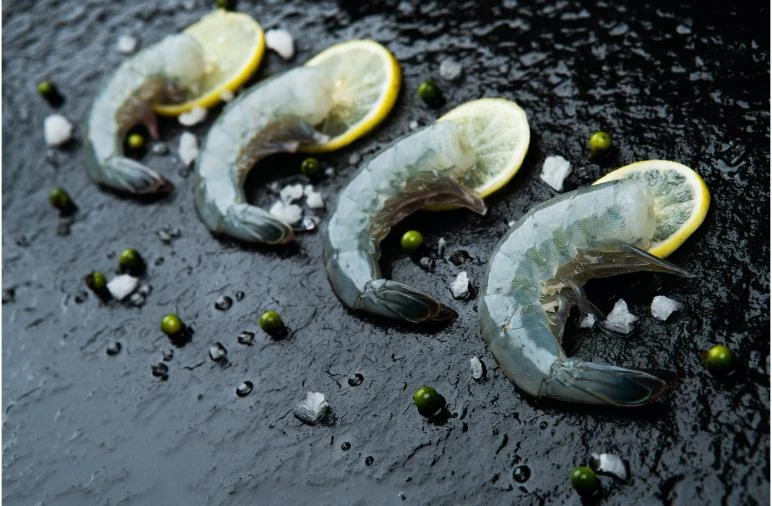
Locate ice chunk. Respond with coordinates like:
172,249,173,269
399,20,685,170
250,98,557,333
44,114,73,146
439,58,462,81
579,313,596,328
470,356,486,380
293,391,329,425
450,271,471,299
107,274,139,301
590,452,629,481
178,132,198,166
117,35,138,54
178,106,207,126
305,191,324,209
265,29,295,60
280,184,304,203
540,155,572,191
650,295,681,321
603,299,638,334
269,201,302,225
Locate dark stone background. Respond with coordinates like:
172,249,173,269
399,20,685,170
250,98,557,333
2,0,769,504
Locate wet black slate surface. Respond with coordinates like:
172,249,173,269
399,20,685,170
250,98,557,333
2,1,769,504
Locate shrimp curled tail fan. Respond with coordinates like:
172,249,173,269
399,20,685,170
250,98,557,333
359,279,458,323
87,156,173,195
220,203,295,245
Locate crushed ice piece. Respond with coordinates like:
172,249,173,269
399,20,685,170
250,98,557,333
324,167,335,177
269,201,303,225
178,106,207,126
590,452,629,481
178,132,198,166
470,355,485,380
117,35,138,54
106,274,139,301
650,295,682,321
265,29,295,60
439,58,463,81
44,114,73,146
220,90,235,102
540,155,572,191
303,184,314,197
300,215,320,232
151,142,168,155
507,220,516,227
579,313,596,329
450,271,471,299
437,237,447,257
280,184,304,203
293,391,329,425
348,153,361,165
409,120,419,130
306,191,324,209
418,257,435,271
603,299,638,334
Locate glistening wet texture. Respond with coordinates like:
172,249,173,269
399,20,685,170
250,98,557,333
2,0,769,505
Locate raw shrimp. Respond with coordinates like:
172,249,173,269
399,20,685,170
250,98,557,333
194,67,334,244
324,121,486,323
479,180,692,407
85,34,206,194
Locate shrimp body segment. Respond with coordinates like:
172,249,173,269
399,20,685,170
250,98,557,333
324,121,487,323
479,180,691,407
85,34,206,194
194,67,334,244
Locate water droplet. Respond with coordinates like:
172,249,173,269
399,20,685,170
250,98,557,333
208,342,228,362
57,219,72,236
365,456,374,466
138,284,152,296
214,295,233,311
539,421,548,430
236,381,253,397
151,362,169,379
151,142,168,155
234,290,245,301
418,257,435,271
155,257,165,266
237,331,255,346
347,373,364,386
341,442,351,451
449,250,472,266
128,292,146,307
2,288,15,304
106,342,122,356
74,290,88,304
162,349,174,361
513,465,531,483
300,215,320,232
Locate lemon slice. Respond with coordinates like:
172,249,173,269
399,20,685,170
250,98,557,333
302,39,400,153
154,10,265,116
436,98,530,198
594,160,710,258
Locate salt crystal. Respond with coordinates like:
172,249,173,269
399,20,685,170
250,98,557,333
107,274,139,301
507,220,516,227
470,356,485,380
117,35,138,54
324,167,335,177
178,132,198,166
293,391,329,425
540,155,572,191
437,237,447,256
450,271,471,299
650,295,682,321
178,106,207,126
409,120,419,130
151,142,168,155
265,29,295,60
348,153,361,165
306,191,324,209
43,115,73,146
439,58,462,81
280,184,304,203
603,299,638,334
579,313,596,328
269,201,302,224
590,452,629,481
220,90,234,102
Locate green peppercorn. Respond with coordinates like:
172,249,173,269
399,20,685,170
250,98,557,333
413,385,446,417
216,0,236,10
570,466,599,497
400,230,424,251
49,188,72,211
588,131,613,158
417,79,443,108
704,344,735,376
118,248,145,275
160,314,184,337
259,310,284,335
127,133,145,150
90,271,107,291
301,157,321,177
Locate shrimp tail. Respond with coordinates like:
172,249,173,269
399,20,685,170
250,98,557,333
96,156,173,194
540,358,674,407
220,202,295,245
358,279,457,323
